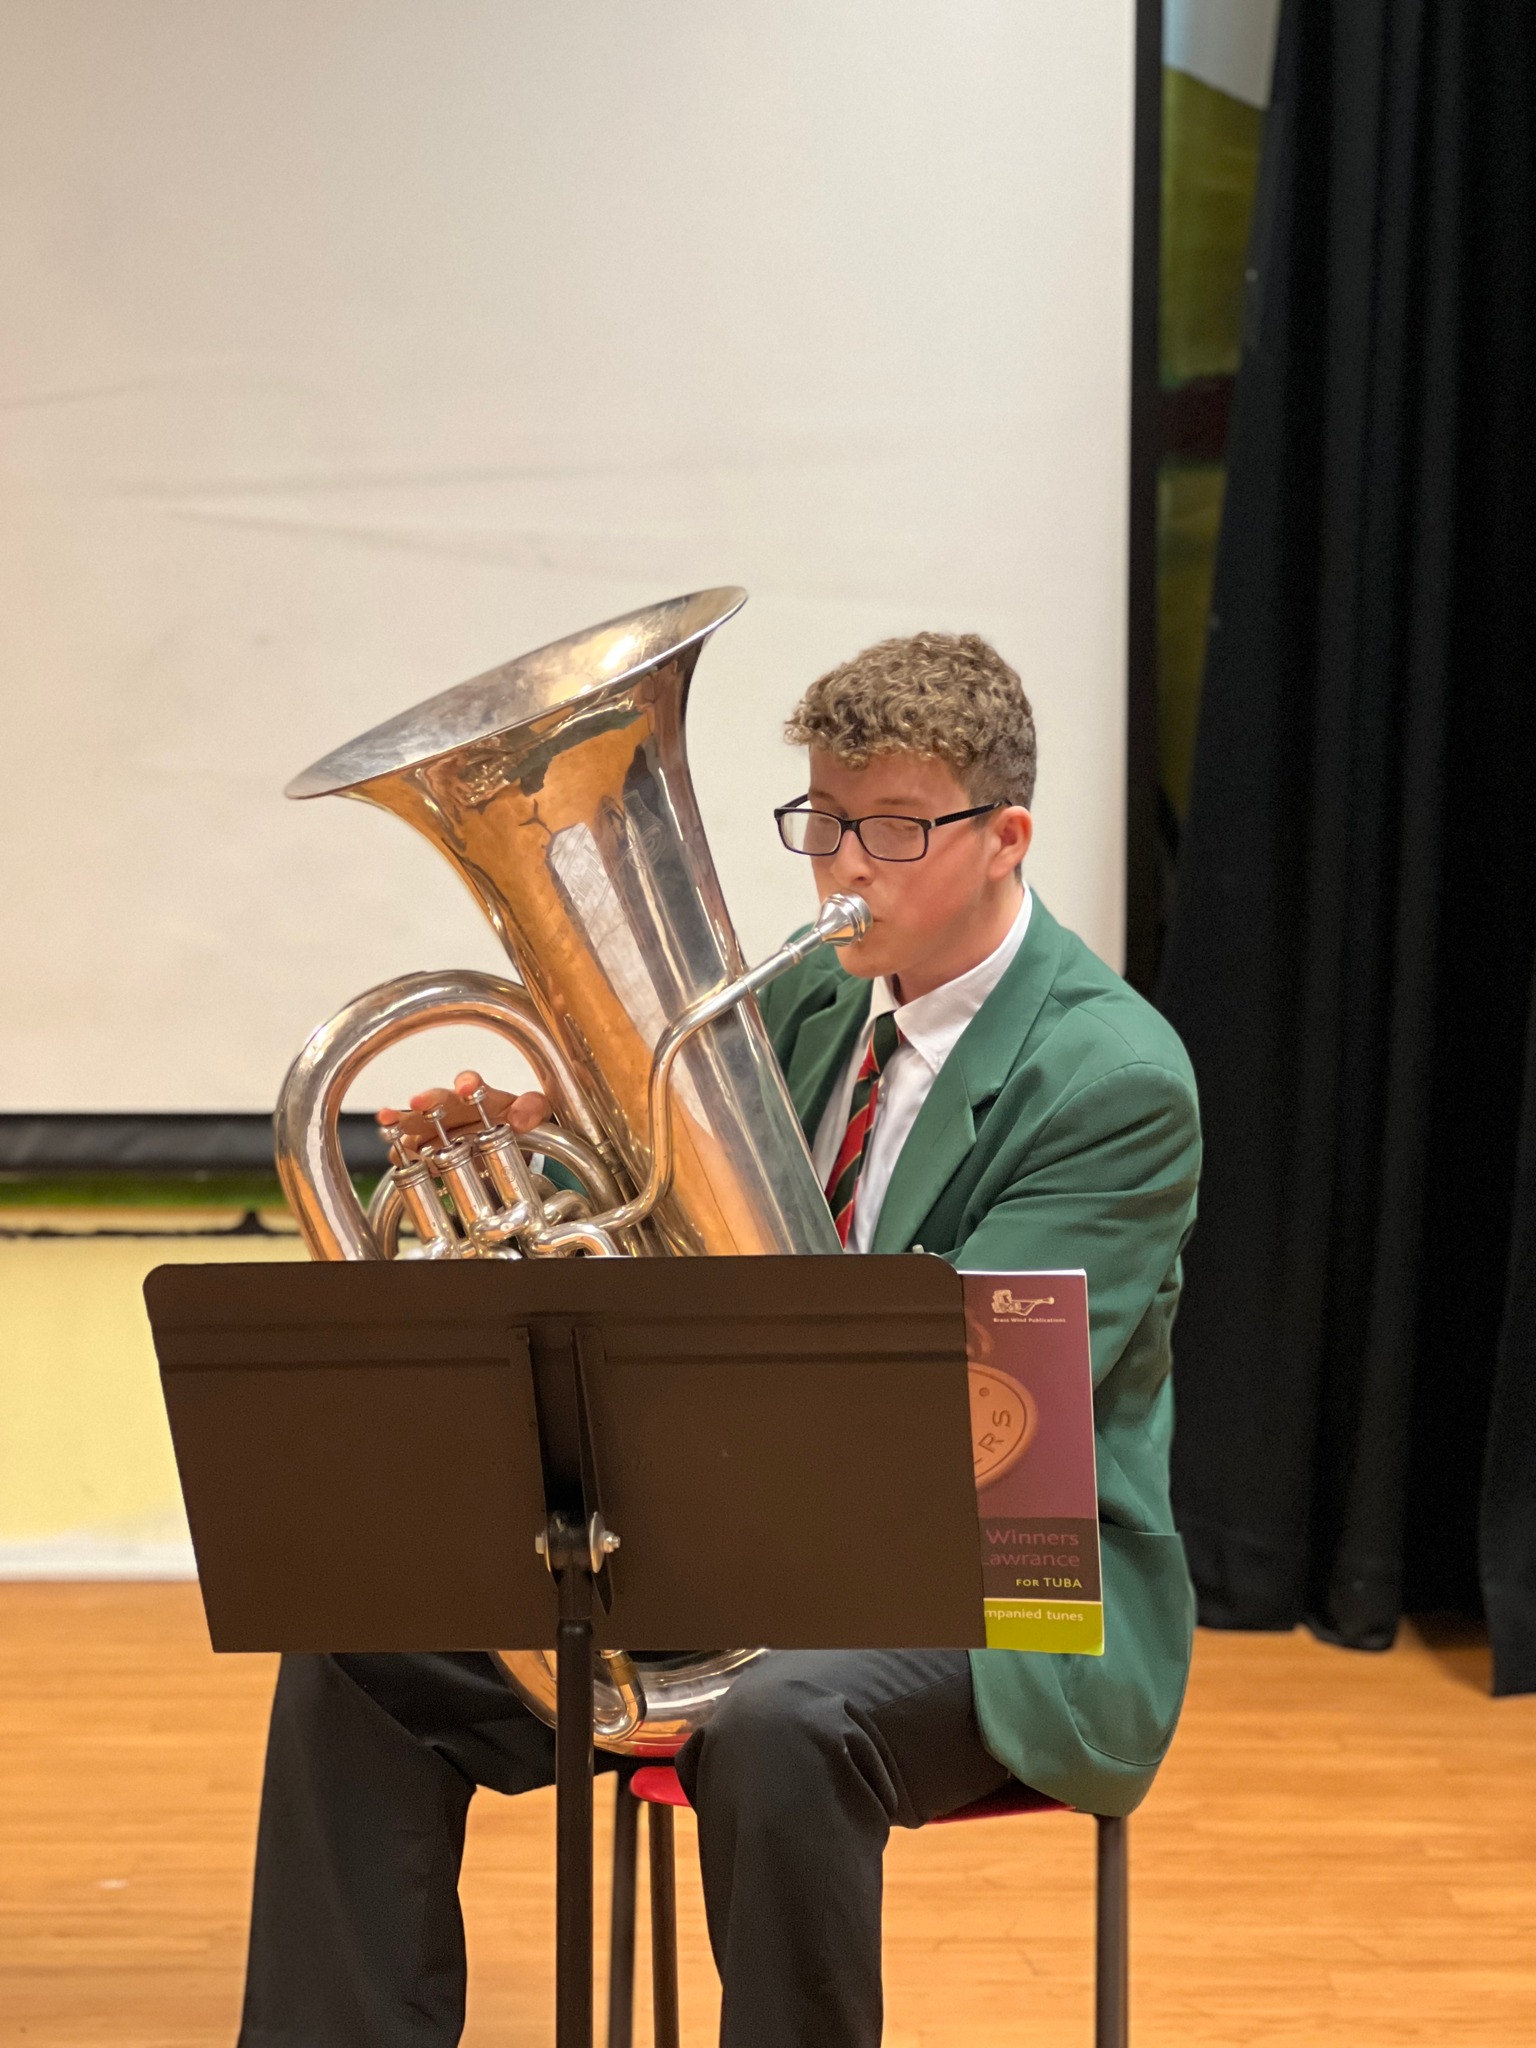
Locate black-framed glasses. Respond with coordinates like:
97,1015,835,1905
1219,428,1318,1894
774,794,1002,863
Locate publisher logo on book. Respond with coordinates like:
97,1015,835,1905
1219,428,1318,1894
990,1287,1057,1322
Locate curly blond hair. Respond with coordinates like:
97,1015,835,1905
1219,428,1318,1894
784,631,1036,808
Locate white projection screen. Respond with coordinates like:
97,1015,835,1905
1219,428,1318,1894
0,1,1135,1117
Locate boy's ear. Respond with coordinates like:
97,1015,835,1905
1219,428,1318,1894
994,804,1033,873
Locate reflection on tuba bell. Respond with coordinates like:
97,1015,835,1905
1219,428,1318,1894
275,587,868,1753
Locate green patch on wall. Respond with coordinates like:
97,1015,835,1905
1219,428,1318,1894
1158,66,1267,826
1163,68,1266,384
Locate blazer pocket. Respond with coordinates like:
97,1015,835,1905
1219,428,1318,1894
1062,1525,1196,1769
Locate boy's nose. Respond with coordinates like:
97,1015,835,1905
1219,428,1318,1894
831,827,875,887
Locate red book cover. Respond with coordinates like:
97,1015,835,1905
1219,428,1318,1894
964,1270,1103,1654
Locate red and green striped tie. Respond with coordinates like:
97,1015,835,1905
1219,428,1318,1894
825,1011,902,1247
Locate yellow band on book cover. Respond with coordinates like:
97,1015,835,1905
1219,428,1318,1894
983,1598,1106,1655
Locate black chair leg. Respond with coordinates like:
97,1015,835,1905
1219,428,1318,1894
606,1771,640,2048
1094,1813,1129,2048
648,1802,681,2048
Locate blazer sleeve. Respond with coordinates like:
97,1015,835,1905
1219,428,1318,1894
956,1058,1202,1808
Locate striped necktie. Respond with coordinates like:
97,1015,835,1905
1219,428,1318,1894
824,1010,902,1248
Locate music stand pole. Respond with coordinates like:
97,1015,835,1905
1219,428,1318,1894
545,1511,600,2048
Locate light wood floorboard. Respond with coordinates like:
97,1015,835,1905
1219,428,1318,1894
0,1584,1531,2045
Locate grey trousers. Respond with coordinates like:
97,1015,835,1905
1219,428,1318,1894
237,1647,1011,2048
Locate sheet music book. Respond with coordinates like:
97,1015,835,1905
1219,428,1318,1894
964,1270,1104,1655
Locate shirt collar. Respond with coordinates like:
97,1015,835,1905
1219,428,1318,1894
862,885,1033,1075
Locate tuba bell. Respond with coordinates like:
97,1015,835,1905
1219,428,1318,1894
275,587,867,1753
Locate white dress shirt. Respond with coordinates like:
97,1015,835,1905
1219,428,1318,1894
810,886,1033,1251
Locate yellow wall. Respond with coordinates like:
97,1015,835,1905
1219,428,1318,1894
0,1214,308,1575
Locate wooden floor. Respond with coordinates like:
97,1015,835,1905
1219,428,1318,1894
1,1586,1532,2047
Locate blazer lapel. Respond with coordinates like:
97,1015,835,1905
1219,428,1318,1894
870,897,1068,1253
870,1057,977,1254
783,976,869,1141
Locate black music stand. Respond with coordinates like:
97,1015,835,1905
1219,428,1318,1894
144,1254,982,2048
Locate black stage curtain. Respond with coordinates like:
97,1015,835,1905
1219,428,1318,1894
1156,0,1536,1692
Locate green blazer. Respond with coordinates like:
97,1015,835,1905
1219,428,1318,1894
759,895,1201,1817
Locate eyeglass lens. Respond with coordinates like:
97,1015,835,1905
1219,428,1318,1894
778,810,928,861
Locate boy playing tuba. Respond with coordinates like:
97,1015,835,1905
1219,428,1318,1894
240,630,1200,2048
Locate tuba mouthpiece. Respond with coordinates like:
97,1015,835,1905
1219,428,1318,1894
815,892,873,946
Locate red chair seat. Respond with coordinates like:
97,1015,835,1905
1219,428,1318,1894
629,1763,1068,1822
628,1764,690,1808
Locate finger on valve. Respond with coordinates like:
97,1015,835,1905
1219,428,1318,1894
506,1091,552,1134
374,1077,548,1160
452,1070,515,1128
377,1093,461,1160
449,1070,548,1136
375,1105,430,1161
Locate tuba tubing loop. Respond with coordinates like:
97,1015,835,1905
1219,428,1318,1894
274,969,614,1262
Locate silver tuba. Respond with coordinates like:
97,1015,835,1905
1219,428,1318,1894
275,587,867,1753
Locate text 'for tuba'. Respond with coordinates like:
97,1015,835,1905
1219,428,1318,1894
275,588,868,1753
